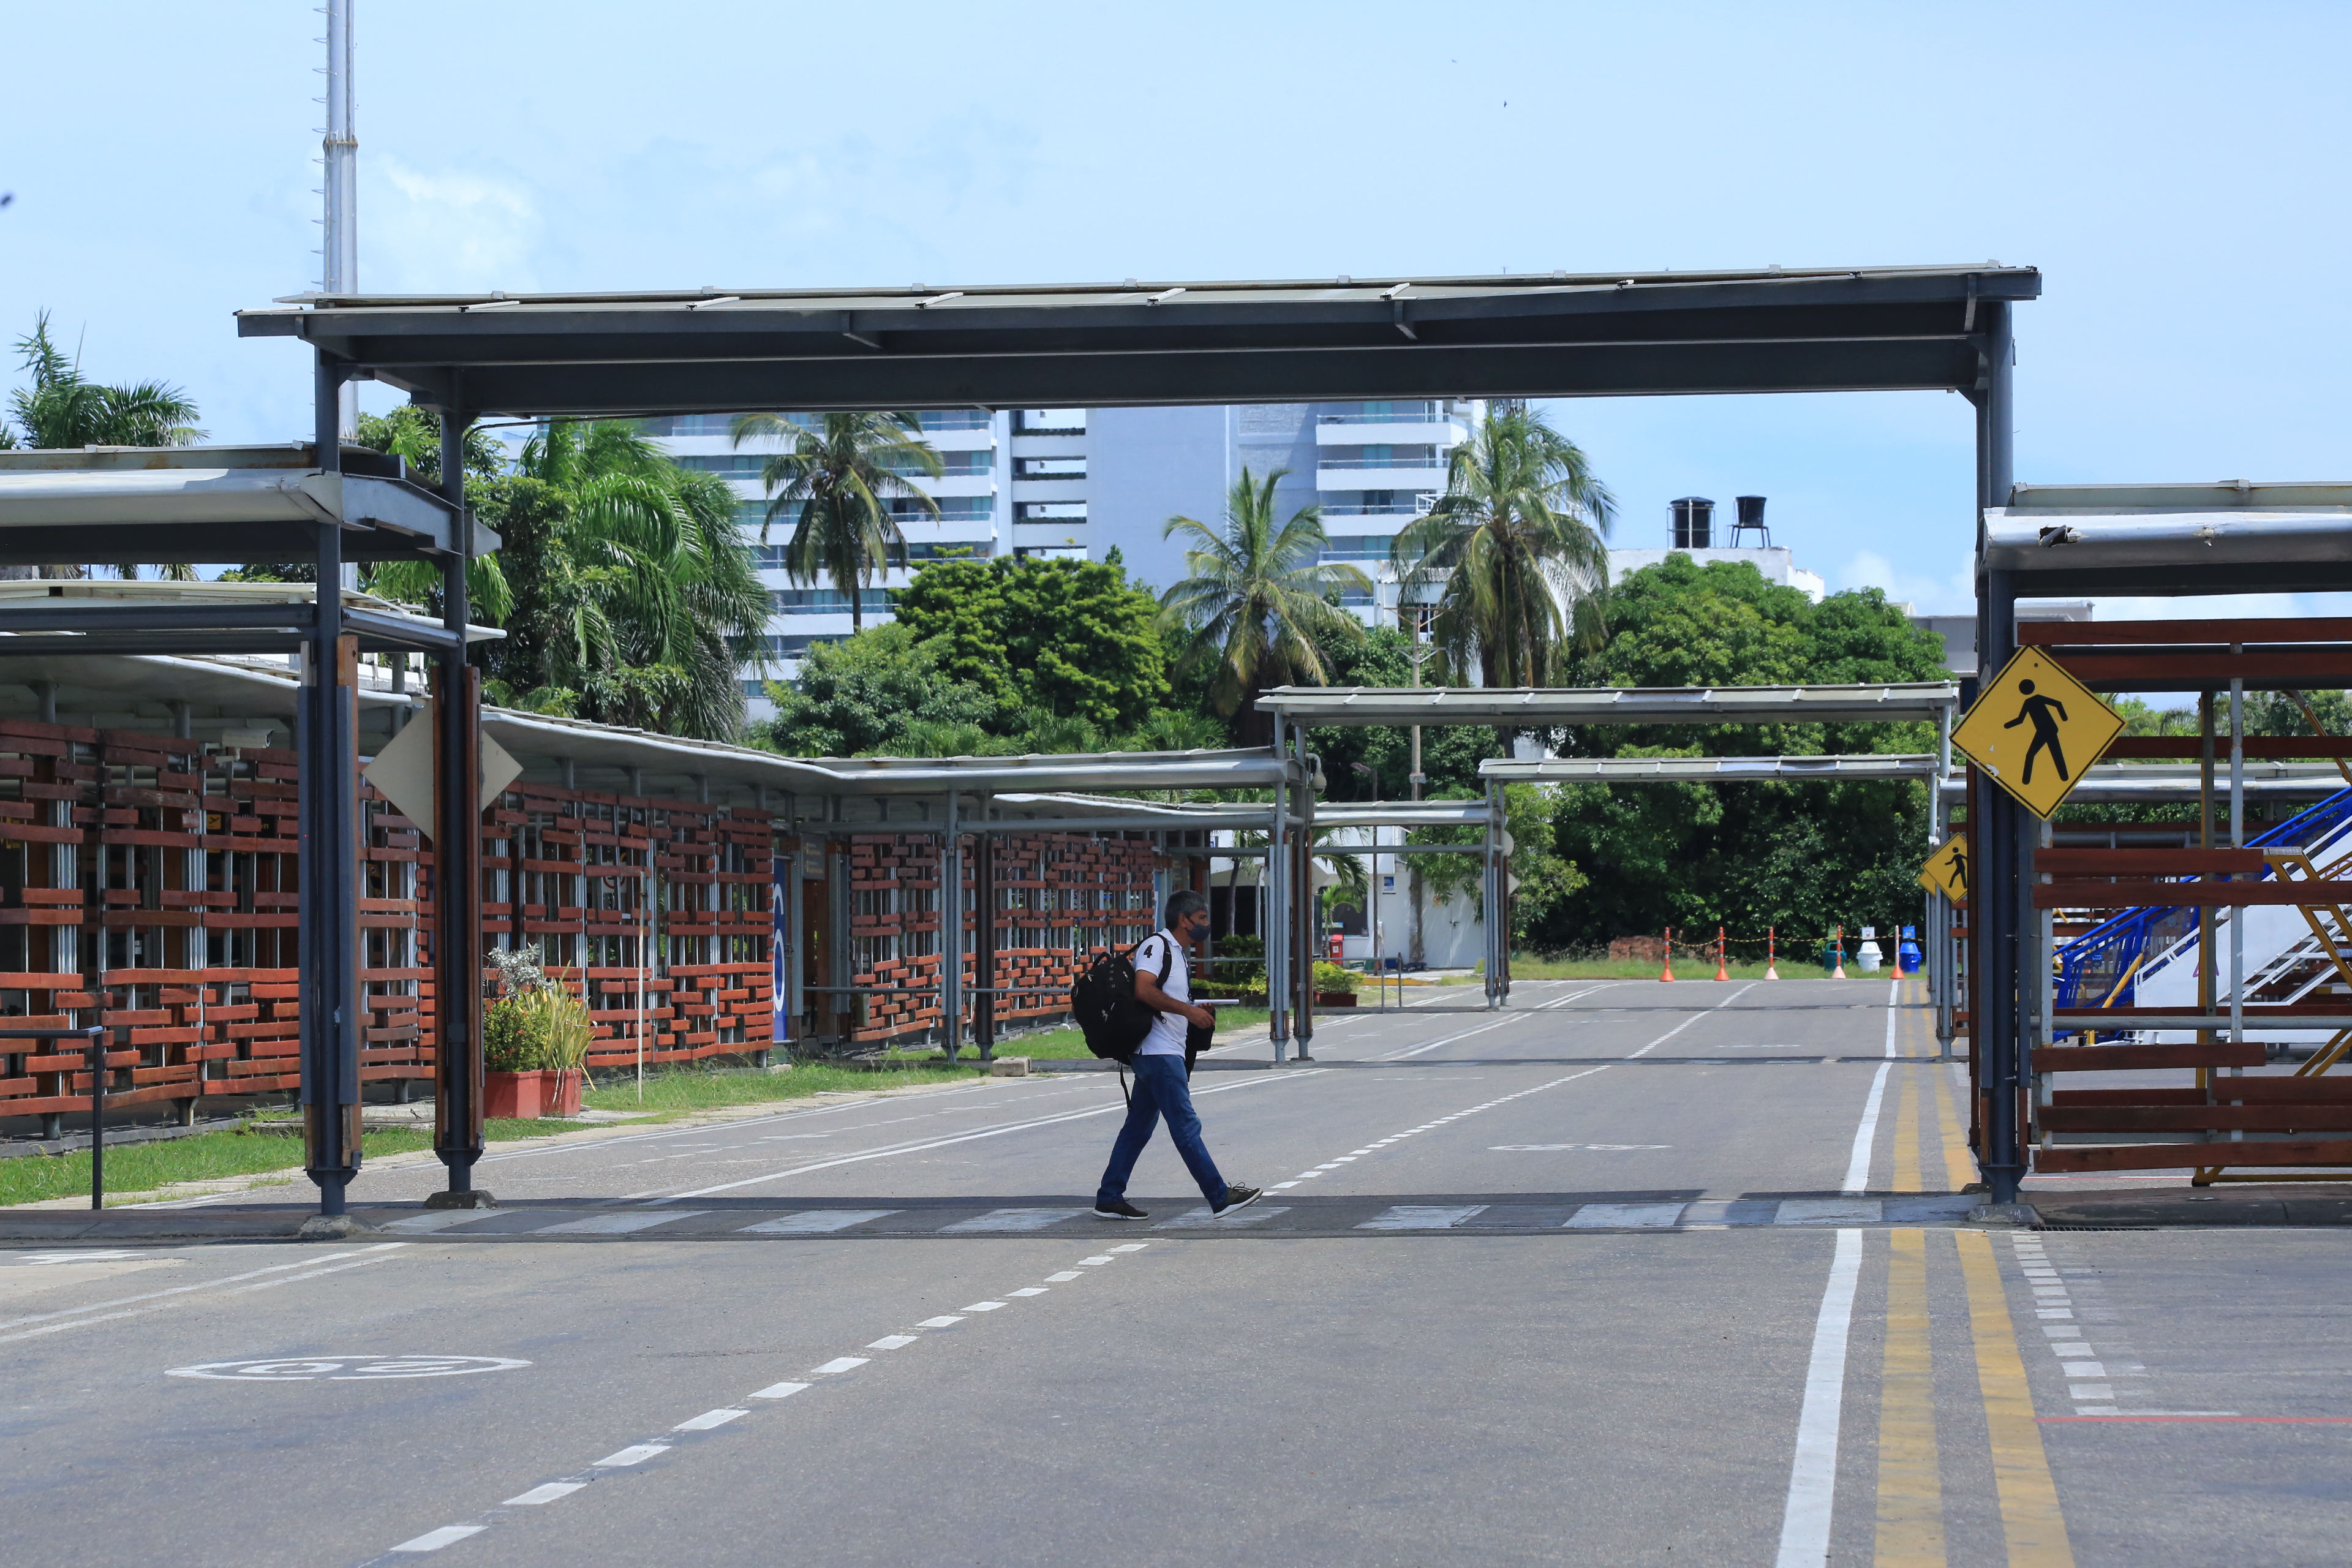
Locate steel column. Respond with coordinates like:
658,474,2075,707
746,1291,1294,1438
431,408,488,1205
1975,296,2024,1205
941,790,962,1060
1268,712,1289,1061
974,795,995,1061
1294,726,1316,1060
299,354,362,1215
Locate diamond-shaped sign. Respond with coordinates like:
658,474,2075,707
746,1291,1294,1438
361,701,521,839
1951,648,2124,819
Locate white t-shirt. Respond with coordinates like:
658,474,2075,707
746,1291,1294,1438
1131,929,1191,1057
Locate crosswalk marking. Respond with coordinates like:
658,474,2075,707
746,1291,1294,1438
734,1210,899,1235
1156,1205,1291,1227
1564,1202,1685,1229
1357,1205,1489,1230
533,1210,710,1236
940,1208,1084,1233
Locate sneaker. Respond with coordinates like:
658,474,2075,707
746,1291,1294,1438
1212,1184,1264,1217
1093,1199,1149,1221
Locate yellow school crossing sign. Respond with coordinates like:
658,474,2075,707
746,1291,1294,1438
1917,833,1969,902
1952,647,2124,818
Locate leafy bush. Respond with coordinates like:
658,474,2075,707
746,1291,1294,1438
483,942,596,1073
1312,961,1360,996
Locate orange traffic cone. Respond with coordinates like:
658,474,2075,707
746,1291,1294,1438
1659,928,1675,982
1714,925,1729,982
1765,926,1780,981
1831,925,1848,981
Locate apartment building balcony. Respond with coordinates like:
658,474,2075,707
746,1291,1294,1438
1314,409,1468,448
1316,462,1449,492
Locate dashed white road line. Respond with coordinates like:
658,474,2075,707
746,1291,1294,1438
364,1242,1157,1559
0,1244,407,1346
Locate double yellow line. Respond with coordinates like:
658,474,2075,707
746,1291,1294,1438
1873,1228,2073,1566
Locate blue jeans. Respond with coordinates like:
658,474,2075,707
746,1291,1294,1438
1096,1054,1227,1205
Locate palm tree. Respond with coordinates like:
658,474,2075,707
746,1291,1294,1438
729,412,943,631
1159,467,1371,745
5,312,206,580
494,420,769,739
1388,405,1615,688
6,312,205,450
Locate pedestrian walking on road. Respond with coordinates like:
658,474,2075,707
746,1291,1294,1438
1093,890,1263,1222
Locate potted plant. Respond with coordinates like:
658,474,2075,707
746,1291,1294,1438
481,945,595,1119
1312,961,1361,1008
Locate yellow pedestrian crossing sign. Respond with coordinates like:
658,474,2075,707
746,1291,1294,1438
1918,833,1969,903
1952,647,2124,818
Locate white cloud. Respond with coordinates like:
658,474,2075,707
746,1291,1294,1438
1835,549,1975,616
366,157,542,292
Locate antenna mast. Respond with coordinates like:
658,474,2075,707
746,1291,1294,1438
321,0,358,439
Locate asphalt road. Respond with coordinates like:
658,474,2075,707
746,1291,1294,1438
7,976,2349,1566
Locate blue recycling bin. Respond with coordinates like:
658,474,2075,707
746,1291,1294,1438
1898,925,1921,974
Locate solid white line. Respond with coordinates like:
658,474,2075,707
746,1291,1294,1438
1885,976,1900,1057
1624,982,1758,1058
660,1070,1318,1200
1774,1227,1864,1568
390,1524,486,1552
591,1443,669,1468
1840,1062,1894,1196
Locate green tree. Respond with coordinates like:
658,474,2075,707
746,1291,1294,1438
1536,556,1948,952
4,312,205,579
729,411,941,631
488,420,769,739
892,554,1168,731
1158,467,1370,744
760,623,1003,756
5,312,204,451
1390,405,1614,689
350,409,514,630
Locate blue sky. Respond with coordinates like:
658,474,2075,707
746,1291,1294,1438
4,2,2348,615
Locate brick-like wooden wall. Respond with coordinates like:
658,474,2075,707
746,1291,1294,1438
0,715,777,1124
843,830,1154,1044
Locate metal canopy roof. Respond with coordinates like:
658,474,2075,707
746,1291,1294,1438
804,747,1295,796
1485,754,1941,783
1256,683,1960,726
235,264,2041,417
1938,762,2350,805
1986,482,2352,596
0,445,496,563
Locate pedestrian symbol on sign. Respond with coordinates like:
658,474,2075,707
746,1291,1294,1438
1951,647,2123,819
2002,679,2070,785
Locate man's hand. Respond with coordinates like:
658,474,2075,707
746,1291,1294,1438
1134,968,1213,1031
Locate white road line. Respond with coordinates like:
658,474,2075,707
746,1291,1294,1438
1008,1287,1048,1297
1565,1202,1684,1229
1044,1271,1081,1282
1625,982,1758,1058
1358,1205,1488,1230
591,1443,669,1468
1839,1063,1894,1195
1774,1227,1864,1568
660,1070,1318,1201
390,1524,486,1553
866,1334,918,1350
0,1244,407,1346
734,1209,899,1235
916,1316,965,1329
503,1482,584,1506
810,1357,869,1376
532,1210,710,1236
960,1301,1008,1313
942,1208,1084,1234
1884,976,1900,1057
673,1409,748,1431
750,1381,810,1399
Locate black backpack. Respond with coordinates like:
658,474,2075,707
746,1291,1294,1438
1072,936,1175,1065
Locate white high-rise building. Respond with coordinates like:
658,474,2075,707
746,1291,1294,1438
643,400,1485,721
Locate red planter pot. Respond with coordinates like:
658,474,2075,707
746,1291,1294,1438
483,1069,583,1120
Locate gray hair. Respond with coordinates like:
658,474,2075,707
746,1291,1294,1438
1164,889,1208,929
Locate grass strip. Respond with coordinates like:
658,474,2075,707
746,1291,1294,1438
583,1061,984,1114
1,1123,544,1209
878,1009,1278,1063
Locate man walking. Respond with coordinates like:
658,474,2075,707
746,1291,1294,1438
1093,890,1263,1221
